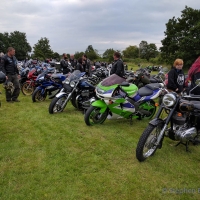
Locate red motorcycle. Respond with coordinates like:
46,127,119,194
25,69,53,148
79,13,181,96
21,67,41,95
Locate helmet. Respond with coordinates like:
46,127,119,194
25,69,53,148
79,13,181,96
3,81,15,93
0,71,6,84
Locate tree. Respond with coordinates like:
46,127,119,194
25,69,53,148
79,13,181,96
102,48,115,62
122,45,139,58
0,31,31,60
33,37,54,60
84,45,99,60
139,41,158,61
0,32,10,53
74,51,85,59
160,6,200,68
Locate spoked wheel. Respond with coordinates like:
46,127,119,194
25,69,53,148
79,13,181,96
49,96,67,114
136,124,162,162
32,88,47,102
84,106,108,126
21,82,35,96
140,101,157,120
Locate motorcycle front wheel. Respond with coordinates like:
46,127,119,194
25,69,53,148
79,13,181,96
21,82,35,96
136,124,162,162
49,96,67,114
84,106,108,126
32,88,47,102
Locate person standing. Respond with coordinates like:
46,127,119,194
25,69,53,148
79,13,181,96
82,54,91,76
110,52,125,77
69,54,77,69
60,53,70,74
186,56,200,95
76,58,84,72
166,58,185,95
1,47,20,102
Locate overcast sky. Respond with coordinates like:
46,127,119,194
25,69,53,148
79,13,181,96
0,0,199,55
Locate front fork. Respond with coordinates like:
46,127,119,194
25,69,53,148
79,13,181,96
150,102,178,146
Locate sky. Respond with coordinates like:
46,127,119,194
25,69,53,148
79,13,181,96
0,0,200,55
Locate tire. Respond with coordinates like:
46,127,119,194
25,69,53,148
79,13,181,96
49,96,67,114
140,101,157,120
84,106,108,126
32,88,47,102
70,92,78,108
21,82,35,96
136,124,162,162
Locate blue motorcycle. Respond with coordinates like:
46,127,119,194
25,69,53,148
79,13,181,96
49,70,96,114
32,69,66,102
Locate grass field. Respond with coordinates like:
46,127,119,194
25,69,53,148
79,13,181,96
0,74,199,200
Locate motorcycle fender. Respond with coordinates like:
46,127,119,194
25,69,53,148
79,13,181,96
149,118,164,127
55,92,68,98
91,100,107,113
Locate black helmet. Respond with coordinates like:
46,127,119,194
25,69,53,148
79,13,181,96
0,71,6,84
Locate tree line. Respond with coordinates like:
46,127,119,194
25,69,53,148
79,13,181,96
0,6,200,68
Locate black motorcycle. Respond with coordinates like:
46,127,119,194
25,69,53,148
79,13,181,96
136,79,200,162
48,70,96,114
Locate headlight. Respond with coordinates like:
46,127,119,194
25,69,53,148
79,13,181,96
64,78,70,84
162,93,176,107
96,87,105,94
70,81,76,87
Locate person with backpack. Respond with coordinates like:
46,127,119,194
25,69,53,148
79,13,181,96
186,56,200,95
166,58,186,95
110,52,125,78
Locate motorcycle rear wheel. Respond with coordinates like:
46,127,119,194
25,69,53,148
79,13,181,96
136,124,162,162
49,96,67,114
84,106,108,126
32,88,47,102
21,82,35,96
140,101,157,120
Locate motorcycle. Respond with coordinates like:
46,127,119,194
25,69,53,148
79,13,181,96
84,74,165,126
21,66,42,96
32,69,66,102
136,79,200,162
48,70,96,114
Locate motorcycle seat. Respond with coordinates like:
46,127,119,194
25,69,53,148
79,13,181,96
138,87,153,96
149,78,158,83
145,83,163,90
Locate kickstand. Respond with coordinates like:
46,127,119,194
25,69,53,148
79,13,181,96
175,141,190,152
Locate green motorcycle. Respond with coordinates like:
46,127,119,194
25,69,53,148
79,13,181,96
84,74,165,126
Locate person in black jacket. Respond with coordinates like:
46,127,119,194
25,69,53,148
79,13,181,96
110,52,125,77
69,54,77,69
76,58,84,72
60,53,70,74
166,58,185,95
82,54,91,76
1,47,20,102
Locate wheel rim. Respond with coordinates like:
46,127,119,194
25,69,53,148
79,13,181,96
22,83,34,95
143,127,159,158
144,107,156,119
53,97,66,113
35,90,46,101
89,108,107,125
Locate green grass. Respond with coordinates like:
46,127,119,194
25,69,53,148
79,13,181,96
0,85,199,200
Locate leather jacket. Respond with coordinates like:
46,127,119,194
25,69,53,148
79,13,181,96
1,54,19,75
110,59,125,77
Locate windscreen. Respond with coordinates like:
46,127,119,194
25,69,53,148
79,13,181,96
101,74,125,86
68,70,82,81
